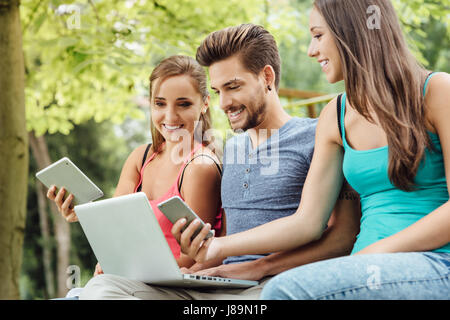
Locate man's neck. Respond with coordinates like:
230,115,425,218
247,97,292,149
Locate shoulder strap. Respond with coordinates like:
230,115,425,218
423,71,436,97
141,143,152,167
337,94,343,139
136,143,152,192
178,154,222,191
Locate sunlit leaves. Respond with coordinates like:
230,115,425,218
21,0,449,136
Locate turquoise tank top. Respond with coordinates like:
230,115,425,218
340,73,450,254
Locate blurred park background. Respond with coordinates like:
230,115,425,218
0,0,448,299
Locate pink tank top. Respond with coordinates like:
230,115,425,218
134,143,223,259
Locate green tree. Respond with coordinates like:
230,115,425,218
19,0,449,299
0,0,29,300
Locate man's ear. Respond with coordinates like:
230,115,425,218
262,65,276,91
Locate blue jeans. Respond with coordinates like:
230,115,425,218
260,252,450,300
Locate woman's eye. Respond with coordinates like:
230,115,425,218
314,34,322,39
154,102,165,107
179,102,192,107
229,85,240,90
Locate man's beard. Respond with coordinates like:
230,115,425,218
230,100,267,132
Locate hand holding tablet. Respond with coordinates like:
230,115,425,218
36,157,103,222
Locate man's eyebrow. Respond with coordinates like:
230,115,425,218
211,78,242,91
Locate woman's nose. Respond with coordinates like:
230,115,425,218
164,105,179,122
307,40,318,58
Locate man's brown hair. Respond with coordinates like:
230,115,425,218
196,24,281,90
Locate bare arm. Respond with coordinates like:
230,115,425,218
113,144,149,197
175,98,350,262
255,182,360,278
193,182,361,280
176,152,224,268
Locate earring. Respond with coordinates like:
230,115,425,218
267,85,272,91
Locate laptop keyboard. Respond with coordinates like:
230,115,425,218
186,274,233,282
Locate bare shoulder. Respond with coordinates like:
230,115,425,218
114,143,152,197
425,72,450,130
316,95,343,146
179,147,222,206
182,147,221,185
426,72,450,105
189,145,222,169
127,143,153,170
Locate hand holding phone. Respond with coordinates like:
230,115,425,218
157,196,214,241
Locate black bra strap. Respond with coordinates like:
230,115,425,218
178,154,222,191
337,94,343,139
136,143,152,193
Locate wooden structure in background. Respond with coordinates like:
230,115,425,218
279,87,339,118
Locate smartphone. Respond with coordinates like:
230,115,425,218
157,196,214,240
36,157,104,205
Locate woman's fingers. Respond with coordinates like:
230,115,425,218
46,185,57,200
46,186,78,222
94,262,103,276
179,219,201,255
171,218,187,243
61,193,73,212
190,223,212,252
178,220,213,261
54,187,66,209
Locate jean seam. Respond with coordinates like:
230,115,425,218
314,274,450,300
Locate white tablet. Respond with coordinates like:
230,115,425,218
36,157,104,205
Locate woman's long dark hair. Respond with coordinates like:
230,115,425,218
314,0,431,191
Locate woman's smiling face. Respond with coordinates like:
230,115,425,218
151,74,207,143
307,7,344,84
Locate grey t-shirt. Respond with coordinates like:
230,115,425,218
221,117,318,264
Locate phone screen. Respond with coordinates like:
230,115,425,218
157,196,214,240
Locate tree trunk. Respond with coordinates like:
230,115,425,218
28,131,71,298
35,181,56,298
0,0,28,300
29,132,55,298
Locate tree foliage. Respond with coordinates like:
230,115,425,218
21,0,265,136
19,0,449,299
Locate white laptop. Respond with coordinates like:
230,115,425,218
75,192,258,288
